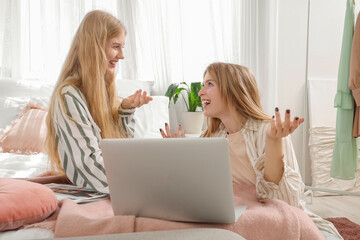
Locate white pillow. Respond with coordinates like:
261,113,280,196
0,80,53,99
115,79,167,138
133,96,169,138
0,80,52,130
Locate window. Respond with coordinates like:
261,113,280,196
0,0,278,114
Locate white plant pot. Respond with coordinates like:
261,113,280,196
180,111,204,134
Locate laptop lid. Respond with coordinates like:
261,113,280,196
101,137,238,223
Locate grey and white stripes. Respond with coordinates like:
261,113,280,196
53,86,135,194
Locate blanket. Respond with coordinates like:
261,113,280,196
25,183,324,240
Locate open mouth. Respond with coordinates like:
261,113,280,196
109,60,117,67
202,100,211,108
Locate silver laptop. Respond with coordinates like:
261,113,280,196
101,137,245,223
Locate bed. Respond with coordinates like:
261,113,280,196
0,79,248,240
0,79,333,240
0,79,351,240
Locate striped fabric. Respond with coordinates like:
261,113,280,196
53,86,135,194
216,119,341,238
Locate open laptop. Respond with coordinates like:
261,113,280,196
101,137,245,223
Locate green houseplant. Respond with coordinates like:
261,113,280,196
165,82,204,134
165,82,203,112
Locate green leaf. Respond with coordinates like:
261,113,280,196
188,82,203,112
164,81,203,112
165,83,179,99
173,87,187,104
165,83,179,107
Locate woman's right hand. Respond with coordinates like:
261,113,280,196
160,123,186,138
121,89,153,109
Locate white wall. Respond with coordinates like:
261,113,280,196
277,0,309,183
277,0,346,185
306,0,346,185
308,0,345,81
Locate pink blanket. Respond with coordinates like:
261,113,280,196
26,183,324,240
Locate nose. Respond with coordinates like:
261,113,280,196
118,50,124,60
198,87,204,97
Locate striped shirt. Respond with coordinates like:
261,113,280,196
53,86,135,194
215,119,342,238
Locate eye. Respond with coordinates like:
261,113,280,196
207,82,213,87
113,45,119,49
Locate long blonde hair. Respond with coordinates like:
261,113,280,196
46,10,127,174
201,62,271,137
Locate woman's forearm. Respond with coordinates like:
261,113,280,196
264,137,284,185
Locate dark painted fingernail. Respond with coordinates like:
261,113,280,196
275,107,279,112
165,123,168,126
179,125,182,128
295,117,299,121
286,109,290,114
272,115,275,119
159,128,162,132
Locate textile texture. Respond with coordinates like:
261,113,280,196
325,218,360,240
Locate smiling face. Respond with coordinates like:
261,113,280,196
105,32,126,75
199,71,229,119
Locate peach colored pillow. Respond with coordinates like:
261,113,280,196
0,178,57,231
0,106,47,154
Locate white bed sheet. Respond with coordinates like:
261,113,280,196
0,152,49,178
0,228,54,240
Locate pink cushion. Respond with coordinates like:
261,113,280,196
0,178,57,231
0,107,47,154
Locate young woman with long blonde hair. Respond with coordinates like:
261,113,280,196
46,10,152,193
161,62,341,239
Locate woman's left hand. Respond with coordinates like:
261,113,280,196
121,89,153,109
266,107,304,140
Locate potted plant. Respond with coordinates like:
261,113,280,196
165,82,204,134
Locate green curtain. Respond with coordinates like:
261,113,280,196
332,0,358,180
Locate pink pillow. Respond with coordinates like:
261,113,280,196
0,178,57,231
0,107,47,154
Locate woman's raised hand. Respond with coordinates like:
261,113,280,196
121,89,153,109
160,123,186,138
266,107,304,140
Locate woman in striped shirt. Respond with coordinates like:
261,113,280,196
45,10,152,194
161,62,342,239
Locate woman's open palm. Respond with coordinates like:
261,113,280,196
266,108,304,140
121,90,153,109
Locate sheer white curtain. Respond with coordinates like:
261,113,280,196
0,0,12,78
1,0,119,83
257,0,279,114
117,0,278,113
0,0,278,113
118,0,185,93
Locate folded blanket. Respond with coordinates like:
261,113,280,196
25,182,324,240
